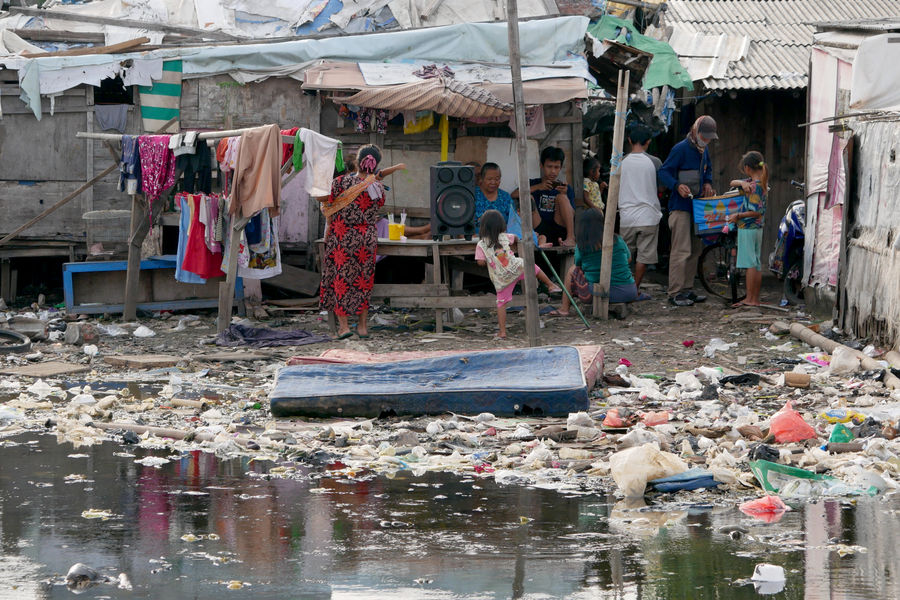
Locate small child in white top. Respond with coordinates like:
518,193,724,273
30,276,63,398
475,209,560,338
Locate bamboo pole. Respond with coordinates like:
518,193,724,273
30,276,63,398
506,0,540,346
596,70,630,320
788,322,900,389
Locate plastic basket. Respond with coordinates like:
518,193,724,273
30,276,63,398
692,194,745,236
83,210,131,244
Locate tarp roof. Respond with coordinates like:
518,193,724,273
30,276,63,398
4,15,591,119
302,60,588,106
587,15,692,91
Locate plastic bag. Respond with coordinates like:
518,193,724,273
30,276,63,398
769,400,817,443
609,443,689,497
827,346,860,375
829,423,855,443
739,495,790,523
704,338,737,358
603,408,625,428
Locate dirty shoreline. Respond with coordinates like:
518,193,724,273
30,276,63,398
1,279,899,597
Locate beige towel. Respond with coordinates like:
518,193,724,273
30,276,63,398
230,124,281,218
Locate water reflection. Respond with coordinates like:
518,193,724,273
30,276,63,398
0,434,896,599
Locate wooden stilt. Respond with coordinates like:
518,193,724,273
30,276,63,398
123,194,151,320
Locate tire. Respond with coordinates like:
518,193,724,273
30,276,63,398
783,256,804,305
698,243,731,301
698,241,746,303
0,329,32,354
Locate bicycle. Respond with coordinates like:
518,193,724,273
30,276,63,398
697,227,746,305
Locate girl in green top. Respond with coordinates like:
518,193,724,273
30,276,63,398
553,208,638,316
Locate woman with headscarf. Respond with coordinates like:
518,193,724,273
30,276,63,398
319,145,405,339
658,115,718,307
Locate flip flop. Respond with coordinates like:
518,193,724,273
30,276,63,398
546,309,571,317
356,332,370,339
635,292,652,302
336,331,354,340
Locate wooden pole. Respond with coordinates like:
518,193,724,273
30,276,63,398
506,0,540,346
217,216,250,333
596,70,630,320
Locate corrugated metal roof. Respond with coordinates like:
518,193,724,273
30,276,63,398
654,0,900,90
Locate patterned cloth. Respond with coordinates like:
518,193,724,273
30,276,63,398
118,135,142,195
320,173,385,316
137,135,176,201
737,180,766,229
474,187,513,227
583,178,604,212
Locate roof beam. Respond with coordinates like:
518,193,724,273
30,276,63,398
9,6,239,41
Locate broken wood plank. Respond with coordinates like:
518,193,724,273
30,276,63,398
9,6,239,41
372,284,449,297
195,351,271,362
0,361,90,377
262,263,321,296
22,36,150,58
266,297,320,307
391,295,524,309
104,354,182,369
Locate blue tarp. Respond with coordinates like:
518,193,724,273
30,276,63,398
270,346,589,418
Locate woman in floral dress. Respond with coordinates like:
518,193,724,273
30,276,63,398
320,145,405,338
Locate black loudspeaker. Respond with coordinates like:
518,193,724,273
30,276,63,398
430,161,476,239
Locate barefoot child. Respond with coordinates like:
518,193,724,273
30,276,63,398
726,151,767,307
475,209,560,338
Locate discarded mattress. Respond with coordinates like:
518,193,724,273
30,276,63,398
286,345,604,391
271,345,589,418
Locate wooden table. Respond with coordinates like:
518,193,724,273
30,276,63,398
315,238,575,333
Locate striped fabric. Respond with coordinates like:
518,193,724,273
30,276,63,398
139,60,182,133
335,76,512,119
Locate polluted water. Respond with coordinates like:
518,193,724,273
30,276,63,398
0,433,897,599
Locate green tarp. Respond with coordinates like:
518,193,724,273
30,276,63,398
588,15,693,91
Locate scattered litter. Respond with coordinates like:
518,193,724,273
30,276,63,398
703,338,737,358
133,325,156,338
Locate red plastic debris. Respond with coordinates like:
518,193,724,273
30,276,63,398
640,411,669,426
770,400,818,443
618,358,632,367
739,495,789,523
683,340,695,348
603,408,625,428
483,427,497,436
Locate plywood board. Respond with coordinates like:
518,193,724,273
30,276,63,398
0,111,87,181
104,354,182,368
0,361,90,377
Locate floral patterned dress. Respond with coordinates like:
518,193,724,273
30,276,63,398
320,173,384,316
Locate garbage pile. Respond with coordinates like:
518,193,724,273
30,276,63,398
0,306,898,515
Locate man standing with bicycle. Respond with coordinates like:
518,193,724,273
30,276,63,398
659,115,717,307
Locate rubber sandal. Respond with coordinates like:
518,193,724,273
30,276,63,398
635,292,652,302
336,331,354,340
356,332,370,339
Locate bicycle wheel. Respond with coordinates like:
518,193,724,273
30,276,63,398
697,242,732,300
728,249,747,304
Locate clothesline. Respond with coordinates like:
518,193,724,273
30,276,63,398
75,131,299,144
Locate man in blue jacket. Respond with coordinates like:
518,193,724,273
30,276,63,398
658,115,718,306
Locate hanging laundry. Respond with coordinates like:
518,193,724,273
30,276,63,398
298,128,340,197
508,105,546,136
245,213,263,246
281,127,299,166
240,209,282,279
181,193,225,279
230,124,281,218
118,135,142,195
174,194,207,284
137,135,176,202
403,111,434,134
95,104,128,133
177,137,212,194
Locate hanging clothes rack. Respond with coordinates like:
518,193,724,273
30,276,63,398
74,125,321,331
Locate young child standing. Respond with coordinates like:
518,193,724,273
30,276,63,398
726,151,768,307
475,209,560,339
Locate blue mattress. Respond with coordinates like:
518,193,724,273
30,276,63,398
270,345,589,418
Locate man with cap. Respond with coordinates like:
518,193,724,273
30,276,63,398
658,115,718,306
